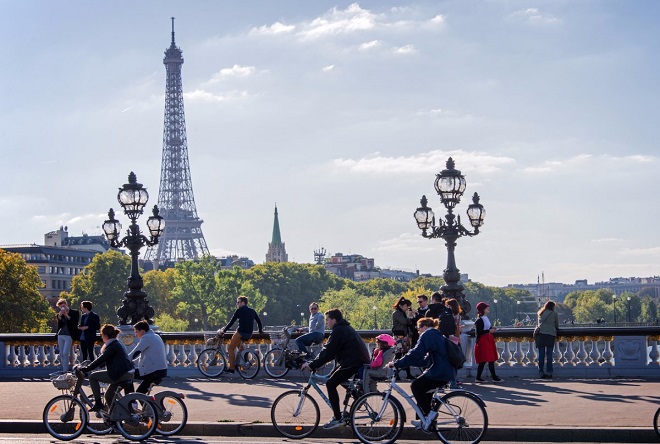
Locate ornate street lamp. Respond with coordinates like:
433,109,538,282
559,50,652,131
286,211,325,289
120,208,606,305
373,305,378,330
493,299,498,326
627,296,631,323
413,157,485,317
103,172,165,325
612,295,617,325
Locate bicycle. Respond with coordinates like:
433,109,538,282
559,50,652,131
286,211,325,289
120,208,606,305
263,326,335,378
138,378,188,436
271,370,363,439
654,405,660,437
197,332,261,379
350,369,488,444
43,367,159,441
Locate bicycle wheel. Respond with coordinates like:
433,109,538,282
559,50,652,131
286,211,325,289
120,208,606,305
237,348,260,379
314,359,336,378
264,349,289,378
85,410,113,435
115,394,158,441
197,348,227,378
350,392,403,444
435,391,488,444
271,390,320,439
155,395,188,436
654,406,660,437
42,395,88,441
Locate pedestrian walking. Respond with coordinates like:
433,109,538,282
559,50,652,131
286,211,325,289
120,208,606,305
474,302,503,383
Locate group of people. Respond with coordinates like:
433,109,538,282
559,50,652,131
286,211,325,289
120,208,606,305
54,298,169,412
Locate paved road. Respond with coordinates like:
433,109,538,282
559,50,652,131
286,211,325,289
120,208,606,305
2,373,659,442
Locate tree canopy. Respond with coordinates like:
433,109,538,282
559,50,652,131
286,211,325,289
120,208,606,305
0,249,52,333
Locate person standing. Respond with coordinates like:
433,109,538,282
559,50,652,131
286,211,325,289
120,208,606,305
295,302,325,354
80,324,135,412
130,320,168,393
474,302,503,383
536,300,559,379
391,296,415,380
426,292,444,318
302,308,370,430
219,296,263,373
55,298,80,372
78,301,101,361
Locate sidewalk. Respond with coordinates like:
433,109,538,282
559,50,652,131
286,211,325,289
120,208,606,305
2,373,659,442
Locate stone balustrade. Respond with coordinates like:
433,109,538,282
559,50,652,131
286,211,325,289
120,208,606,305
1,326,658,378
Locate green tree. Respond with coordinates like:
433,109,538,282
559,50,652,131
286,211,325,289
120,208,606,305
0,249,52,333
62,250,131,324
153,313,189,332
246,262,344,326
171,255,221,331
143,267,178,317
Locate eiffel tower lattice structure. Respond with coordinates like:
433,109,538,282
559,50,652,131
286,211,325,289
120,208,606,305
144,18,210,265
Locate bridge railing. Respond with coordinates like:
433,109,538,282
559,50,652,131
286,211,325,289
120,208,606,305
1,326,658,378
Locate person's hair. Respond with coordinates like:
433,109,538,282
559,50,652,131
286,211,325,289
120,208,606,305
237,296,248,304
431,292,442,303
393,296,412,310
81,301,92,311
101,324,120,339
538,300,556,316
309,302,319,309
56,298,67,306
133,320,150,332
417,294,428,302
446,298,462,315
417,317,439,329
325,308,343,322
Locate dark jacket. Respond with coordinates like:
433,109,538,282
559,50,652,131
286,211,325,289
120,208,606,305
310,319,370,370
391,308,413,337
394,327,455,382
438,306,457,337
426,303,444,319
56,309,81,341
224,305,263,336
86,338,134,381
79,311,101,342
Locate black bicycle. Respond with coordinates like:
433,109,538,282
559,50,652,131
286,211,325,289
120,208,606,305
654,405,660,438
43,367,159,441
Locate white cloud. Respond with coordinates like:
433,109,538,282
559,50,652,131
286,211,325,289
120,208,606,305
429,15,445,25
331,150,515,175
359,40,381,51
297,3,378,40
394,44,416,54
322,64,335,72
523,153,658,174
511,8,561,25
373,232,436,253
250,21,295,35
184,89,248,102
619,247,660,256
211,65,256,82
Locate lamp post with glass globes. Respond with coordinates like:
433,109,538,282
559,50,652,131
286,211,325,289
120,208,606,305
627,296,631,323
492,299,498,326
102,172,165,325
612,295,617,325
516,300,521,325
373,305,378,330
413,158,485,318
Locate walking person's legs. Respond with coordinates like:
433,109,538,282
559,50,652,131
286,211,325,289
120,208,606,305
476,362,486,382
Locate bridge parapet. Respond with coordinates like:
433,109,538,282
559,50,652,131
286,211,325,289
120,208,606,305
1,327,658,378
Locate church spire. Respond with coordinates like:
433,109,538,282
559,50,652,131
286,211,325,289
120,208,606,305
266,204,288,262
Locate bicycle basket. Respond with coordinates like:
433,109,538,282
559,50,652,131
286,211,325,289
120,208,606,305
269,332,287,346
204,334,223,347
51,373,76,390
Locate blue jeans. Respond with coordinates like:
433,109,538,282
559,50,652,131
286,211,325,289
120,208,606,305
538,346,553,375
295,331,324,354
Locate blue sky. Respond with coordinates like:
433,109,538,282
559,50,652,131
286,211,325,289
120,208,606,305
1,1,658,287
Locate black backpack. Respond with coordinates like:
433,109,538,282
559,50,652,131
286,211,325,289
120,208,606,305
439,308,456,337
444,337,466,369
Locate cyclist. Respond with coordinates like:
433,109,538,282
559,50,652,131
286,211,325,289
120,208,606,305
295,302,325,354
219,296,263,374
130,320,168,393
389,317,455,431
80,324,135,412
302,308,370,430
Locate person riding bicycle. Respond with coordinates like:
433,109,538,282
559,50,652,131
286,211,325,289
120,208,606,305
219,296,263,374
80,324,135,412
389,317,455,431
295,302,325,354
301,308,370,430
129,320,168,394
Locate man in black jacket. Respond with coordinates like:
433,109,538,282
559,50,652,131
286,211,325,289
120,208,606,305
302,308,369,429
78,300,101,361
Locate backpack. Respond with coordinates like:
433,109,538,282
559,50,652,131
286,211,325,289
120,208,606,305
444,337,466,370
439,308,456,337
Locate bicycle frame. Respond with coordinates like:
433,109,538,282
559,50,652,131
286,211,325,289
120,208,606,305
295,372,360,419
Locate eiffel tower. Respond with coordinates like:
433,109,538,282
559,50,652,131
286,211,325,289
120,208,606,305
144,18,210,266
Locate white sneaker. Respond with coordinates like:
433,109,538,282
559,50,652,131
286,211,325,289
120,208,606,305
322,417,344,429
411,419,423,430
